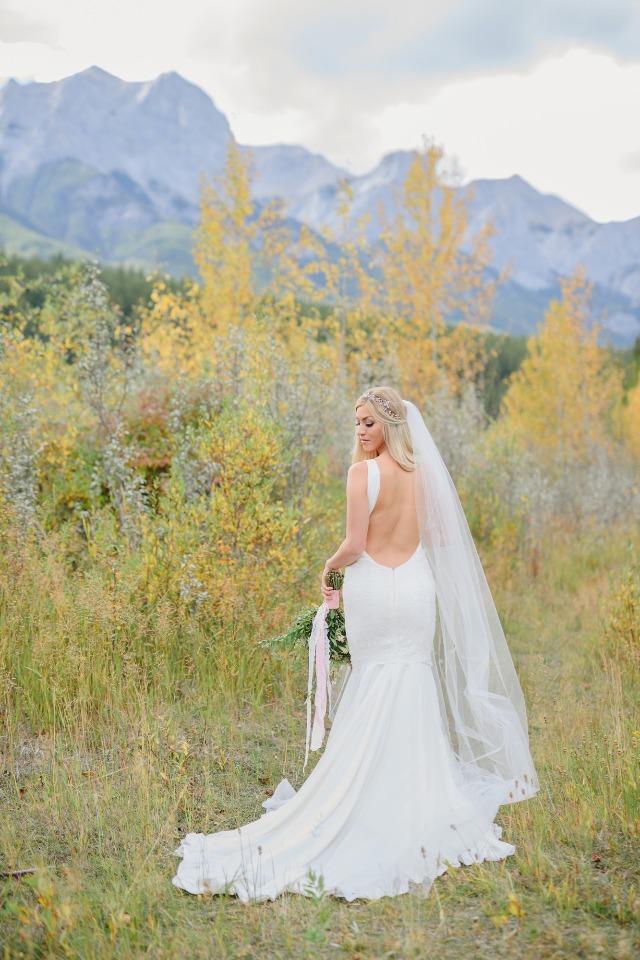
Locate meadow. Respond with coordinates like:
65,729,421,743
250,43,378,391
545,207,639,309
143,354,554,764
1,144,638,958
1,526,637,959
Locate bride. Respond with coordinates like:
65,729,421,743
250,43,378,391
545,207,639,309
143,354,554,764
172,386,538,902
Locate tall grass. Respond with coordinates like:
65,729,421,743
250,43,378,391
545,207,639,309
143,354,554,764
1,526,638,959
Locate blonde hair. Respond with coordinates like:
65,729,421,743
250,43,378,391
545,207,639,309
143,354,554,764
352,385,414,471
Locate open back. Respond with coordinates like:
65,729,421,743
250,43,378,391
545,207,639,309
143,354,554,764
364,456,420,569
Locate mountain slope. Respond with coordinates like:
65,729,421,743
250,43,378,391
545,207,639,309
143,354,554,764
0,67,638,344
0,210,89,260
0,67,232,222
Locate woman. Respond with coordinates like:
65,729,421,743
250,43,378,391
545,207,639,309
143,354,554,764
172,386,538,901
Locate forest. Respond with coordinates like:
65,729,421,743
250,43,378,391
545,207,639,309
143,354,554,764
0,142,638,959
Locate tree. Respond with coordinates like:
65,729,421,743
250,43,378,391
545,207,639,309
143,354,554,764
501,271,623,464
380,141,498,391
194,142,258,333
194,141,328,350
618,379,640,459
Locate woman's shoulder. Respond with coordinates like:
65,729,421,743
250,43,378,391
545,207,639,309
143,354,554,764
346,460,369,490
348,460,369,476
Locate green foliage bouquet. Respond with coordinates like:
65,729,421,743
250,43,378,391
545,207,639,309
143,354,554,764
260,603,350,664
324,568,343,609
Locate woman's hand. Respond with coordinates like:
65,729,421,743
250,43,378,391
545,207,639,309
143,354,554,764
321,564,337,602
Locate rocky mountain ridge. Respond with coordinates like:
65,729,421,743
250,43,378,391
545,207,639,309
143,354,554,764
1,66,638,344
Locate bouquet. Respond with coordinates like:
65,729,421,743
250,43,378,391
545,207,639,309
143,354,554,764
324,568,343,610
260,572,349,768
260,602,350,664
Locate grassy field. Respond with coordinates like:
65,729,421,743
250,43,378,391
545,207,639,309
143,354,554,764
1,526,638,960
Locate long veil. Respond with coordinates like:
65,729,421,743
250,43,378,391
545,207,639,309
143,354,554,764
406,400,538,812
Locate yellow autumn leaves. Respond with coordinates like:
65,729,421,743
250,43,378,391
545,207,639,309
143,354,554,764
0,138,637,601
502,272,628,465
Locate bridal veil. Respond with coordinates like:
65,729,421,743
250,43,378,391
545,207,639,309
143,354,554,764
405,399,538,813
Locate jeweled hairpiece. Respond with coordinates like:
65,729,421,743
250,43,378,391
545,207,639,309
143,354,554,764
362,391,404,421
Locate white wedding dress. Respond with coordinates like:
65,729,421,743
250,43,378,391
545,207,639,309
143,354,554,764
172,459,516,902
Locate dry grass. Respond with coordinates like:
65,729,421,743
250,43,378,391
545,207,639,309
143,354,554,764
0,526,638,959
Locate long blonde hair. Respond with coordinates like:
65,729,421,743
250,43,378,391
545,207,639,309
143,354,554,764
352,385,414,471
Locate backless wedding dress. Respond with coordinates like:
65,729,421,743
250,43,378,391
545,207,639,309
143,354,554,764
172,458,525,902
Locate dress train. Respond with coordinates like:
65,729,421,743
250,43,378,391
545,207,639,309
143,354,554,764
172,540,516,902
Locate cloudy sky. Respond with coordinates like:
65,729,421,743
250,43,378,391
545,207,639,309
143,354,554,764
1,0,639,222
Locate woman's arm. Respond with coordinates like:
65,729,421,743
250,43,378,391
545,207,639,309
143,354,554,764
321,461,369,598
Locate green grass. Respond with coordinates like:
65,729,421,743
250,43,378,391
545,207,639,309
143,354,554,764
109,221,197,277
0,212,89,262
0,528,638,959
8,160,99,242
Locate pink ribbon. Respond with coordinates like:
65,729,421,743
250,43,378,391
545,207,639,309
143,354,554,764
326,589,340,609
304,602,332,769
311,622,327,747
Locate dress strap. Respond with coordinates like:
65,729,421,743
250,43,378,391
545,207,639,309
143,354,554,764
366,458,380,515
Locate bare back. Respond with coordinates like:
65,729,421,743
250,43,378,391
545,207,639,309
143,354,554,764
365,453,420,568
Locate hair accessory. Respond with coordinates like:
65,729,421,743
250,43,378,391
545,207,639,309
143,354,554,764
363,391,404,421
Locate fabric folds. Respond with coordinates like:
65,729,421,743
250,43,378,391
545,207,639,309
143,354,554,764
172,547,521,902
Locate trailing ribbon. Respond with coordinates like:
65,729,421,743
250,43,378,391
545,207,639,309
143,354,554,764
304,602,333,770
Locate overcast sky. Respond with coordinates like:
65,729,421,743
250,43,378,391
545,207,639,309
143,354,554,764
1,0,639,222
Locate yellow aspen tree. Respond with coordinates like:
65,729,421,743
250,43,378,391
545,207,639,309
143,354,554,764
381,141,497,393
258,180,383,378
195,141,257,333
313,180,385,383
618,379,640,459
195,142,331,355
501,270,623,464
437,323,490,398
137,276,210,377
259,201,328,352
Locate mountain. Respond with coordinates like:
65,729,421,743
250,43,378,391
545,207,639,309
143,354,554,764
0,66,231,223
1,67,639,345
251,144,349,205
465,177,640,342
289,156,640,342
0,67,348,276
